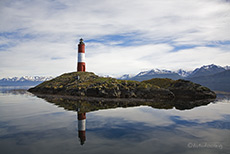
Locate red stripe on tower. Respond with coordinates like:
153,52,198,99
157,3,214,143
77,38,86,72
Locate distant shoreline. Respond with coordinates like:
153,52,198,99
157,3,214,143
214,91,230,95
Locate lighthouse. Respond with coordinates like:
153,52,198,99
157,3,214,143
77,111,86,145
77,38,86,72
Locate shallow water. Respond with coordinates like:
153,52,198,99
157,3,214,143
0,87,229,154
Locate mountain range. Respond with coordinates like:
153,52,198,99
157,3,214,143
0,76,53,86
118,64,229,80
1,64,229,92
118,64,230,92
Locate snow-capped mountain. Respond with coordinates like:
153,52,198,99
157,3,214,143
188,64,226,78
118,74,133,80
128,69,182,81
0,76,53,86
117,64,230,81
176,69,192,77
136,69,173,77
224,66,230,70
1,76,53,82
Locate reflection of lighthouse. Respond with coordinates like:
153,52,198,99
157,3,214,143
77,111,86,145
77,38,86,72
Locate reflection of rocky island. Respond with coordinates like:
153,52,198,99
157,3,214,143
35,94,215,111
28,71,216,101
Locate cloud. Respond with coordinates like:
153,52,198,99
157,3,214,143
0,0,229,77
86,43,173,75
89,99,230,128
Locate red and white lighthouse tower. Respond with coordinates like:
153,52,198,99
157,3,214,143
77,112,86,145
77,38,86,72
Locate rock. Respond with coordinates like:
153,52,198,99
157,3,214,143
143,78,216,100
169,79,216,100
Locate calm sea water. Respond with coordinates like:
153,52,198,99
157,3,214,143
0,86,229,154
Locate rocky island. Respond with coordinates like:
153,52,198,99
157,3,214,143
28,39,216,110
28,71,216,101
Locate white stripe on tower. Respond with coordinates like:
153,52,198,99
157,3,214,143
78,53,85,63
78,119,86,131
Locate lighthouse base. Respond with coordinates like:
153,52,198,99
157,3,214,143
77,62,86,72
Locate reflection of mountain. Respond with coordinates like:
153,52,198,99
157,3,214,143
0,88,31,94
34,94,215,112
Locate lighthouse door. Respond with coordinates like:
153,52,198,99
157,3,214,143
83,65,85,71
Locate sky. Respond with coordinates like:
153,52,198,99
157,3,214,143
0,0,230,78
